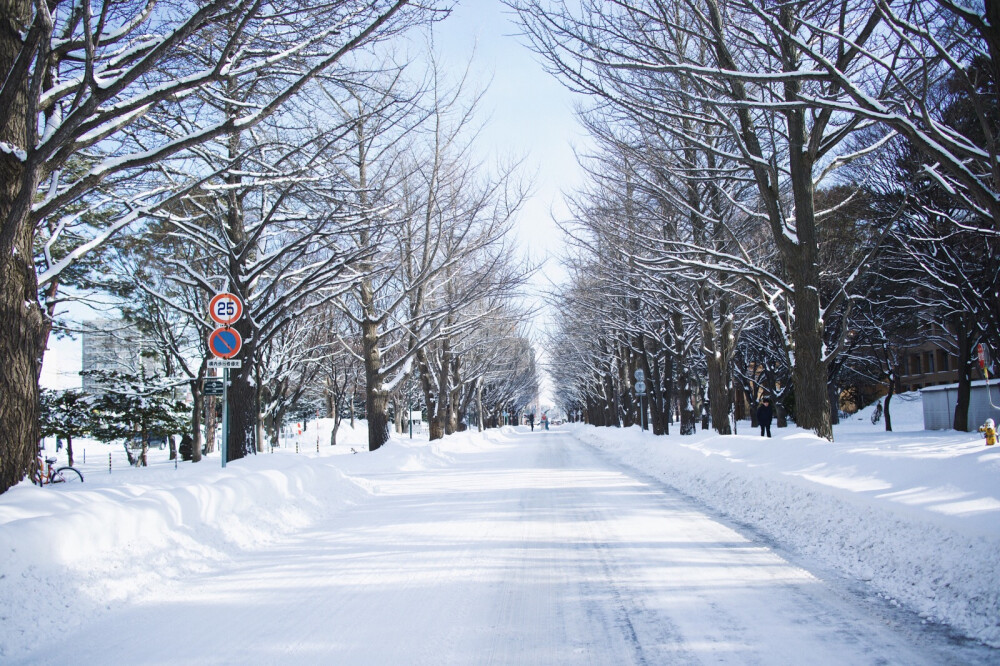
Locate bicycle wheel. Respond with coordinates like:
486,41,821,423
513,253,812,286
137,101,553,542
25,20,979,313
53,466,84,483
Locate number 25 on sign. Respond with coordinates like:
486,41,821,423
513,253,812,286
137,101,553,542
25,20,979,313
209,292,243,326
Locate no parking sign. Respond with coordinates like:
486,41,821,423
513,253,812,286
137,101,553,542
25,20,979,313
208,327,242,358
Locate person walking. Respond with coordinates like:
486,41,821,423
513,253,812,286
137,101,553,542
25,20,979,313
528,413,535,431
757,398,774,438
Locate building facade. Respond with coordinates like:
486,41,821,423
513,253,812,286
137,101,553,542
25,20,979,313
80,320,156,393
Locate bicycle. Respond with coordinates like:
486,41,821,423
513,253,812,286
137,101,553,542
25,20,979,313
32,454,84,485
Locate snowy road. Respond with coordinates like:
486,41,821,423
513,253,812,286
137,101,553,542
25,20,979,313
26,429,982,664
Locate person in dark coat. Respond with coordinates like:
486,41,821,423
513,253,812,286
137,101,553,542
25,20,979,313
756,398,774,438
528,413,535,431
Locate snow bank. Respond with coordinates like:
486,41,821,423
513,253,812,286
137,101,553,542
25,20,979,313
570,396,1000,647
0,422,388,660
2,402,999,656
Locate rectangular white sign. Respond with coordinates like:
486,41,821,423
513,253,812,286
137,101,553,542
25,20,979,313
207,359,242,368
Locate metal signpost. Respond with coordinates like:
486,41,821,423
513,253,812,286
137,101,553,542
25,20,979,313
634,369,647,431
208,293,243,468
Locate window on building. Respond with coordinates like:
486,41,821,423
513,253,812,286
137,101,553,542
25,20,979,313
910,354,921,375
935,349,946,373
925,352,934,373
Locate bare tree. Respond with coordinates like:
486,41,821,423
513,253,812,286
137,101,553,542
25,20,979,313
0,0,436,491
509,0,924,439
334,51,531,450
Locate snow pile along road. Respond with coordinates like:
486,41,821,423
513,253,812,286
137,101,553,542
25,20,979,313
571,398,1000,647
0,425,408,660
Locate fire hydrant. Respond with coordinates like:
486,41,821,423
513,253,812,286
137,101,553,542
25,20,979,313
980,418,997,446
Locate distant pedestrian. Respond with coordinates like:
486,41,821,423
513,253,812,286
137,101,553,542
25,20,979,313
757,398,774,438
528,413,535,431
541,413,548,430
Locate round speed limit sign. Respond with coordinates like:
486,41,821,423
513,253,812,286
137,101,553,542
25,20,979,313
209,292,243,326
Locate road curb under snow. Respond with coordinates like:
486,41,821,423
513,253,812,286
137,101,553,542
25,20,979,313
571,424,1000,647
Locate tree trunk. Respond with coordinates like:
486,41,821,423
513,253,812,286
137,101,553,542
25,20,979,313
0,0,45,494
204,396,218,454
641,338,665,435
428,415,445,440
776,401,788,429
679,378,697,435
330,411,341,446
954,314,974,431
476,381,483,432
789,289,832,439
673,313,696,435
226,372,257,460
191,382,204,463
827,381,841,426
226,311,257,461
447,356,462,434
253,364,265,453
0,223,43,495
367,387,390,449
361,312,389,450
705,350,731,434
66,436,74,467
883,385,894,432
586,395,598,426
603,372,618,427
783,57,834,440
663,350,673,435
349,383,356,429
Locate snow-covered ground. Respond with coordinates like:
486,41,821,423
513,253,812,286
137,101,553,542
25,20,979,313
1,395,998,663
576,394,1000,649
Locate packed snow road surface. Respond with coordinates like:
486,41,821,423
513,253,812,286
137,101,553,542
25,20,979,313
13,428,986,664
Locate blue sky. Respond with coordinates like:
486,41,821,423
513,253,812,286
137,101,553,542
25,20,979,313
431,1,585,281
432,2,586,405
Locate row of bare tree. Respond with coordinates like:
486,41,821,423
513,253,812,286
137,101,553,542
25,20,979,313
0,0,540,493
514,0,999,439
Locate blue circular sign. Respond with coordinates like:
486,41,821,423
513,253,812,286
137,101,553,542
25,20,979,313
209,327,242,358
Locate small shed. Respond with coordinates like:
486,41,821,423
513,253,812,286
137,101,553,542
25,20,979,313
921,380,1000,430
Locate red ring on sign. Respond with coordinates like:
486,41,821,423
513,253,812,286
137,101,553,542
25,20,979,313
209,327,242,358
209,292,244,326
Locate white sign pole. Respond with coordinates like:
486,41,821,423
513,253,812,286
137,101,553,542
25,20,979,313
221,368,229,468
